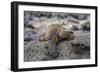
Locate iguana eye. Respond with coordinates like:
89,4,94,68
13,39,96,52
70,31,73,34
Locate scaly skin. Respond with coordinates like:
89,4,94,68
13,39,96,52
39,23,75,44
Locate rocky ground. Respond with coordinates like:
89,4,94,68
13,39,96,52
24,11,90,62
